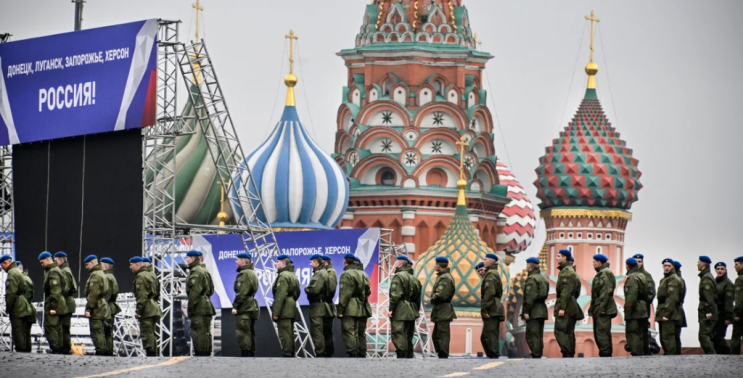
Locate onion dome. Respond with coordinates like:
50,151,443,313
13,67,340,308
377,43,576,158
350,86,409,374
241,33,349,230
495,158,536,254
534,56,642,210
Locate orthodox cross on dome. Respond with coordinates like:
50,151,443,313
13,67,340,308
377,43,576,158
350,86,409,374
474,33,482,50
584,10,600,63
584,11,601,90
285,30,299,75
284,30,299,106
456,135,469,180
192,0,204,41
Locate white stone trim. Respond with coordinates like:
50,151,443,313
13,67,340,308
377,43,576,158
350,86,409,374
401,226,416,236
401,211,416,220
404,243,416,253
342,212,355,221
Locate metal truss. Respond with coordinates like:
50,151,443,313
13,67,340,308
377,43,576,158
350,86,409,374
113,293,145,357
367,229,435,358
0,33,13,353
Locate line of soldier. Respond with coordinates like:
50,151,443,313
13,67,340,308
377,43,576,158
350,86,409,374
516,250,743,358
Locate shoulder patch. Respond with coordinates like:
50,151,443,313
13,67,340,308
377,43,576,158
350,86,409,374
705,285,710,291
669,287,674,292
51,279,58,285
737,287,741,292
727,291,733,297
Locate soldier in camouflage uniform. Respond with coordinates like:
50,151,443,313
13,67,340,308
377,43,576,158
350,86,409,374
673,260,687,354
272,254,300,357
430,256,456,359
1,255,35,352
389,255,417,359
480,254,505,359
656,258,683,355
731,256,743,354
521,257,548,359
624,258,649,356
39,252,68,354
101,257,121,356
590,254,617,357
633,254,656,355
54,251,77,355
713,262,734,354
232,253,259,357
83,255,111,356
130,256,161,356
554,249,583,358
697,256,718,354
321,255,337,357
15,261,35,352
185,250,216,356
338,253,371,357
306,254,333,357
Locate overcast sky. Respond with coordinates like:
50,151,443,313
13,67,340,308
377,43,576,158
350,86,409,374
3,0,742,347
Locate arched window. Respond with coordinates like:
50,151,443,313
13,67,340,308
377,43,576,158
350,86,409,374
433,80,444,97
596,246,603,255
380,169,396,186
567,245,574,253
383,79,394,96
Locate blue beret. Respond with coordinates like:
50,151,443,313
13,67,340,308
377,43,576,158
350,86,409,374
475,262,484,269
54,251,67,258
673,261,682,268
662,258,674,265
100,257,114,265
277,254,290,261
699,256,711,264
593,254,608,263
526,257,540,264
38,251,52,260
715,262,726,269
735,257,743,263
558,249,572,259
83,255,98,263
485,253,499,261
0,254,12,263
435,256,449,264
129,257,144,263
236,253,251,259
353,255,360,262
142,257,152,263
15,260,22,266
321,255,332,261
290,258,295,264
626,257,638,266
310,254,324,261
632,254,644,260
396,256,413,265
343,253,356,260
186,250,202,257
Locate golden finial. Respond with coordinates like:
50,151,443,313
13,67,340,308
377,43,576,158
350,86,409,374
455,135,469,206
192,0,205,41
584,10,601,89
216,181,228,233
284,30,299,106
474,33,482,49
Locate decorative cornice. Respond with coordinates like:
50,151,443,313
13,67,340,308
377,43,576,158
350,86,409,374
541,208,632,220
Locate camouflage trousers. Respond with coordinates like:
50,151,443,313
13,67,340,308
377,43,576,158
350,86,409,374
659,321,678,355
341,317,367,357
322,317,335,357
236,317,256,355
277,318,295,357
699,319,715,354
730,318,743,355
138,317,158,356
391,320,415,358
89,319,108,355
554,316,577,357
481,318,501,358
713,318,731,354
190,315,213,356
44,313,64,353
11,316,34,353
525,318,545,357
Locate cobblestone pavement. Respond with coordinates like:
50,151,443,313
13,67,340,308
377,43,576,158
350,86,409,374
2,352,742,378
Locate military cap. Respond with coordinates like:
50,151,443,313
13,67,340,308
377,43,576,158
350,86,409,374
593,254,608,263
277,254,290,261
673,260,682,269
83,255,98,263
100,257,114,265
38,251,52,260
236,253,251,260
735,257,743,263
0,254,12,263
699,256,712,264
142,257,152,263
475,262,485,269
186,250,203,257
485,253,499,261
15,260,22,266
353,255,361,262
626,257,638,266
343,253,356,260
396,256,413,265
321,255,332,261
558,249,572,259
310,254,324,261
54,251,67,258
661,258,674,265
525,257,540,264
632,254,644,260
715,262,726,269
129,256,144,263
435,256,449,264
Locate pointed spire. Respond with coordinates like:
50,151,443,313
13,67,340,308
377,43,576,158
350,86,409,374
455,135,469,207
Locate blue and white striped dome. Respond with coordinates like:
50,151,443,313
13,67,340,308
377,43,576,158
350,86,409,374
241,105,349,229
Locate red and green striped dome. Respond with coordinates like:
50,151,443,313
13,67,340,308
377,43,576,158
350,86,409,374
534,91,642,210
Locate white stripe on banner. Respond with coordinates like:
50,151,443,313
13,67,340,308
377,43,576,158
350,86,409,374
114,19,157,131
0,56,20,144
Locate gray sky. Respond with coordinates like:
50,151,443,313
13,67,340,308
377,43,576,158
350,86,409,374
3,0,742,347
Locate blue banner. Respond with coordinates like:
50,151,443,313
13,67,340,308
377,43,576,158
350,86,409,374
0,19,158,146
193,228,380,309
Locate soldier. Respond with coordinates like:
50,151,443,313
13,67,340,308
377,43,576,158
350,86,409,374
100,257,121,356
409,257,423,358
430,256,456,359
554,249,583,358
232,252,259,357
697,255,718,354
39,252,67,354
185,250,216,356
389,255,417,359
338,253,369,357
521,257,548,359
589,254,617,357
731,256,743,354
320,255,337,357
1,255,35,352
673,260,687,354
480,253,505,359
713,262,734,354
656,258,682,355
355,255,373,357
16,260,35,351
54,251,77,355
624,257,649,356
83,255,110,356
130,256,161,357
633,254,656,355
271,254,300,357
305,254,332,357
476,262,485,277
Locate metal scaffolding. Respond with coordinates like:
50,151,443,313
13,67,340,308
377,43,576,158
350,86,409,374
0,32,13,353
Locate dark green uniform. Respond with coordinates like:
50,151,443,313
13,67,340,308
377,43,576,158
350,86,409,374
104,268,122,356
430,267,456,358
233,262,259,356
323,262,337,357
656,270,683,355
480,264,505,358
697,267,718,354
731,269,743,354
638,266,656,355
675,270,687,354
714,274,734,354
306,264,333,357
43,262,68,353
58,262,77,354
590,262,618,357
410,267,423,358
389,265,417,358
624,266,649,356
134,265,161,356
85,263,111,355
272,265,300,357
521,267,548,358
554,260,583,358
187,261,216,356
338,263,371,357
4,262,35,352
21,269,35,351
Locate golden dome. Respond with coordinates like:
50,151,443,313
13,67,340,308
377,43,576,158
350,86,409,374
585,61,598,76
284,73,298,88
